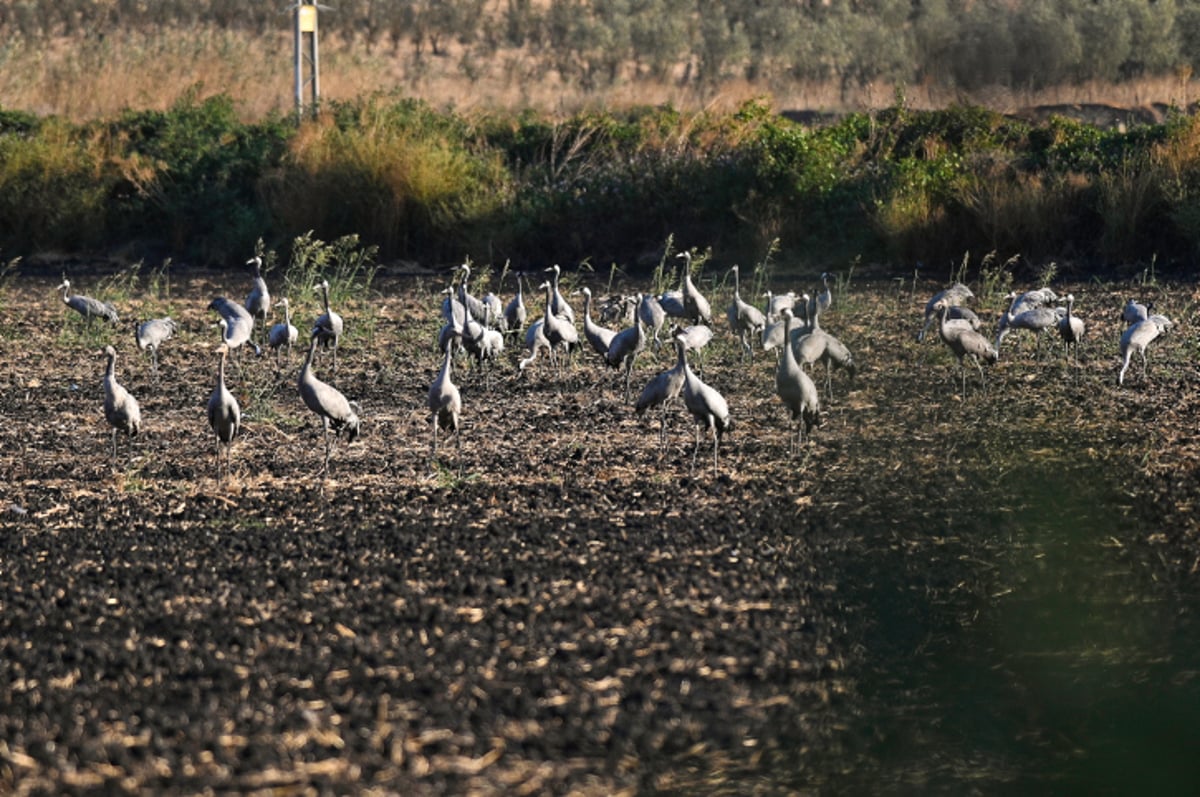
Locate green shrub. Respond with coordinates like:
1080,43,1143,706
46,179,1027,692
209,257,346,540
261,96,509,264
0,118,116,250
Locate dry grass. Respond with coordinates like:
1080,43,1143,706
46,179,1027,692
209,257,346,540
2,26,1198,122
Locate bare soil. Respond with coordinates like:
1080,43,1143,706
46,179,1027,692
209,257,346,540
2,270,1200,794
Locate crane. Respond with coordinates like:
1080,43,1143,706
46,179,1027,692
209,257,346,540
298,331,361,474
681,331,731,473
268,297,299,364
637,294,667,352
207,343,241,483
578,287,617,360
727,264,766,360
538,280,579,370
762,292,809,356
503,272,527,336
635,335,688,452
135,317,177,377
1058,293,1085,362
789,301,854,400
935,302,998,399
245,256,271,337
313,278,344,372
763,290,798,324
605,307,646,401
1118,314,1170,386
208,298,259,358
995,302,1060,359
1121,298,1152,325
101,345,141,463
57,279,119,326
919,282,973,341
518,318,551,372
677,251,712,325
544,264,576,323
814,272,833,315
774,308,820,455
428,339,463,464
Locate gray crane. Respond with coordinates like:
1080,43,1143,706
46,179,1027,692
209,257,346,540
727,264,766,360
518,318,551,372
482,292,506,333
789,301,855,400
268,297,299,364
428,339,463,463
1058,294,1085,362
453,261,491,323
635,335,688,452
544,264,576,324
774,308,820,455
599,294,638,328
459,299,503,387
135,317,177,377
207,343,241,483
935,302,998,399
1122,298,1152,325
814,272,834,315
938,305,982,332
637,294,667,352
762,292,808,355
209,295,258,349
763,290,798,324
57,279,119,326
677,251,713,325
101,345,141,463
313,278,344,372
245,256,271,336
995,302,1060,359
1118,314,1170,386
681,332,732,473
298,331,361,474
672,322,713,353
503,272,527,336
919,282,973,341
1006,287,1059,315
578,287,617,360
538,280,579,369
605,306,646,401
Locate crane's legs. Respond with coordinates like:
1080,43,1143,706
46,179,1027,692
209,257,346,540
711,420,720,472
321,420,332,475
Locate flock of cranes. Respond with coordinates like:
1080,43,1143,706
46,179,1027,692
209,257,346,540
54,251,1173,479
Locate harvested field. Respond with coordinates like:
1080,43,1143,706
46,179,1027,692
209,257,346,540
2,268,1200,794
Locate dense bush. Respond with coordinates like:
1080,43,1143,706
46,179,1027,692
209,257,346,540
4,94,1200,275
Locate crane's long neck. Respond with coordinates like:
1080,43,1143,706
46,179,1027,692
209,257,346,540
300,337,319,382
583,292,593,322
105,351,117,379
439,345,454,383
543,285,555,321
60,284,70,304
217,351,227,388
322,285,332,314
783,315,798,367
284,302,292,325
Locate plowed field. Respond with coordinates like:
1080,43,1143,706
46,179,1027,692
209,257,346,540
3,268,1199,794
